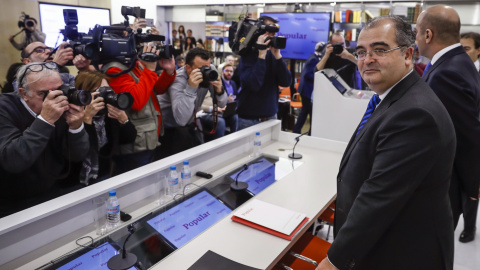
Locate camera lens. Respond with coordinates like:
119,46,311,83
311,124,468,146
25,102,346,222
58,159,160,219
205,69,218,81
116,93,134,110
333,44,343,55
26,20,34,27
69,90,92,106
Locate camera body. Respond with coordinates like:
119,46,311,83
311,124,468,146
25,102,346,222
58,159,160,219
332,43,344,55
138,44,174,62
62,7,165,66
59,85,92,106
265,36,287,49
95,86,134,115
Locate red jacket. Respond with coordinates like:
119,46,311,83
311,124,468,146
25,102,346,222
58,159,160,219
107,61,175,135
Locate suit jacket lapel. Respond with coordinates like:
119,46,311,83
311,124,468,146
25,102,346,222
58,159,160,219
338,71,421,173
423,46,465,81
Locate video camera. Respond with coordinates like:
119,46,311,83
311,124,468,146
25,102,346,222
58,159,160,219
62,7,169,74
95,86,134,115
137,44,174,62
18,12,36,29
228,16,287,55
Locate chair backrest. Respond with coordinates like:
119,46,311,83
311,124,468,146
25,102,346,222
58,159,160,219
280,86,291,100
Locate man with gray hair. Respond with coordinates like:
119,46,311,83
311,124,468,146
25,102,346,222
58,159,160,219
0,62,89,218
317,15,455,269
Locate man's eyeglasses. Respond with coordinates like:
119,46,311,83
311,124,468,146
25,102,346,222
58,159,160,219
18,62,58,88
354,46,406,61
24,46,53,58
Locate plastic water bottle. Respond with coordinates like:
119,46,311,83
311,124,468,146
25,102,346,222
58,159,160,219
168,165,179,196
106,190,120,230
181,160,192,191
253,132,261,157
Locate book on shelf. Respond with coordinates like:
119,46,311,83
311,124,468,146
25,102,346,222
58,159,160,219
413,4,421,23
231,199,309,241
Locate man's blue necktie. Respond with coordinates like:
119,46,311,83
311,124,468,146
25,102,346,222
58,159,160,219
356,94,381,136
422,62,432,77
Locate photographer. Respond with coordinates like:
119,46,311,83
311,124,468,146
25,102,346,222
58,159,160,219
315,32,358,88
75,71,137,184
0,62,89,217
103,43,176,173
236,16,292,130
9,14,46,51
157,47,227,158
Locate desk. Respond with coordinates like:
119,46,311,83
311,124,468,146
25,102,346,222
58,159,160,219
0,120,346,270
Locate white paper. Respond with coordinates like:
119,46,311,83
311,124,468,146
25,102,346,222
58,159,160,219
234,199,306,235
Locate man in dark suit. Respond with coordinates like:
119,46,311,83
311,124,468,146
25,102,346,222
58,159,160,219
317,15,456,270
416,5,480,233
292,42,323,134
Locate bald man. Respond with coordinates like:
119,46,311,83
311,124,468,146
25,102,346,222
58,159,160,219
416,5,480,230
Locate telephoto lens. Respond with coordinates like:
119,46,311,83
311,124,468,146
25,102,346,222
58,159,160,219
59,85,92,106
25,20,35,27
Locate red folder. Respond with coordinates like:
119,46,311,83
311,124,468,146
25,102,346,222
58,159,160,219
231,215,309,241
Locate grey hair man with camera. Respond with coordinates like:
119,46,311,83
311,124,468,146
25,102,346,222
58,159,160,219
157,47,227,158
9,14,46,51
0,62,89,218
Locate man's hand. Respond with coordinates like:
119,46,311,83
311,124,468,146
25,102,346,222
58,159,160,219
83,92,104,124
217,106,226,113
228,94,236,102
338,48,357,64
132,18,147,32
188,68,203,88
211,76,223,94
73,55,92,72
159,57,175,75
150,25,160,35
64,103,85,130
139,44,159,71
40,90,69,125
53,42,74,66
271,46,282,59
257,34,271,59
107,105,129,124
316,258,339,270
8,35,14,42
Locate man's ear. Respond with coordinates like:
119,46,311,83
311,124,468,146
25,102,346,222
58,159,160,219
425,29,433,44
22,58,30,65
185,64,192,74
18,88,27,100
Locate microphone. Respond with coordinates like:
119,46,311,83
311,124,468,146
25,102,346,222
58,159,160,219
107,212,153,270
288,131,309,159
230,160,264,191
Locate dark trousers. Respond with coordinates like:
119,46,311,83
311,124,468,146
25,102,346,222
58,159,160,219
113,150,155,176
461,190,479,231
293,96,312,134
155,125,203,160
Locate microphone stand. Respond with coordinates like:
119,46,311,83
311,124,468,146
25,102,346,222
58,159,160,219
107,212,152,270
230,160,264,191
288,131,309,159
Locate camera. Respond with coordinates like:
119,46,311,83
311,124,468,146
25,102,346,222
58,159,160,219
332,43,344,55
228,16,287,55
265,36,287,49
138,44,174,62
58,85,92,106
199,66,218,88
18,12,35,29
62,7,166,67
200,66,218,82
95,86,134,115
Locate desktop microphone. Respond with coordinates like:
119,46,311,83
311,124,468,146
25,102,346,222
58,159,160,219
107,212,153,270
230,160,264,191
288,131,309,159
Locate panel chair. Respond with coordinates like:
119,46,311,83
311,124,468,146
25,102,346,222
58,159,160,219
312,201,335,241
274,233,332,270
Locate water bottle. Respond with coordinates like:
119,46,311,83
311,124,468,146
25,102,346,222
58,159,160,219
181,160,192,191
253,132,261,157
168,165,179,196
106,190,120,230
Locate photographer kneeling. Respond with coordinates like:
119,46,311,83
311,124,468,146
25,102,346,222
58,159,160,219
158,48,227,158
0,62,89,217
75,71,137,185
